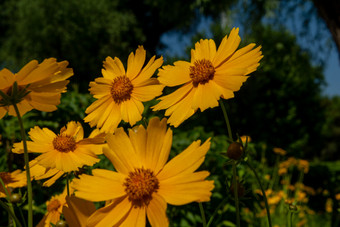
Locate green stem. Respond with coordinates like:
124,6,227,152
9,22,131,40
0,200,22,227
246,161,272,227
0,178,17,227
232,161,241,227
219,100,233,141
206,197,228,227
199,202,207,227
66,173,70,196
13,103,33,227
289,212,293,227
16,204,27,227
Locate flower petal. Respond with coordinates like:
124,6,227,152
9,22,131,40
144,118,172,174
158,171,214,205
87,196,132,227
192,82,222,111
213,27,241,68
191,39,217,62
120,206,146,227
132,83,164,102
105,129,141,174
73,169,126,202
120,99,143,126
126,46,146,80
218,45,263,75
102,56,126,79
146,193,168,227
132,55,163,85
157,61,191,87
63,195,96,227
157,139,211,180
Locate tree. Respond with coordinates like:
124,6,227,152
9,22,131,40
0,0,236,90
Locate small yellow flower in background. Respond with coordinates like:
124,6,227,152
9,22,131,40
153,28,263,127
37,185,73,227
0,58,73,119
240,135,251,144
13,121,105,172
72,117,214,226
325,198,333,213
62,195,96,227
0,170,27,198
297,159,309,173
273,147,287,156
84,46,164,133
335,193,340,201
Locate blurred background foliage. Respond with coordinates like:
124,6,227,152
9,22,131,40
1,0,340,226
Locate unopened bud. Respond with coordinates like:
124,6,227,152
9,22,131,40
10,193,22,203
227,142,244,160
56,220,68,227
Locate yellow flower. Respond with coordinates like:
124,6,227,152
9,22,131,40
13,122,105,172
0,58,73,119
0,170,27,198
37,185,72,227
62,195,96,227
297,159,309,173
335,193,340,201
84,46,164,133
273,147,287,156
153,28,263,127
72,117,214,226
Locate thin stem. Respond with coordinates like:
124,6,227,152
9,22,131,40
0,200,22,227
16,204,27,227
207,197,228,227
199,202,207,227
289,212,293,227
66,173,70,196
219,100,233,141
246,161,272,227
13,103,33,227
0,178,17,227
232,161,241,227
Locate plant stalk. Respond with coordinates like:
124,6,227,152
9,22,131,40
246,161,272,227
199,202,207,227
13,103,33,227
232,161,241,227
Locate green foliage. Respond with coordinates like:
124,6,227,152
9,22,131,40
0,0,236,90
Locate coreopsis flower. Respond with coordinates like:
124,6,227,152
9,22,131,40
13,121,105,172
153,28,263,127
37,186,72,227
0,58,73,119
62,195,96,227
0,170,27,198
84,46,164,133
73,117,214,226
24,129,105,187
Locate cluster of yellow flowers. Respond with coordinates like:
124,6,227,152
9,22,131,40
0,28,262,226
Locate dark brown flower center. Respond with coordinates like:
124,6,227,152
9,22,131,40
47,199,61,212
123,168,159,207
53,135,76,153
189,59,215,87
0,172,16,184
110,76,134,104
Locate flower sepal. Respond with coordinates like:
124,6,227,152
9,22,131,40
0,82,31,107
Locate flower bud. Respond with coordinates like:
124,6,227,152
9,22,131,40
227,142,244,160
10,193,22,203
56,220,68,227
